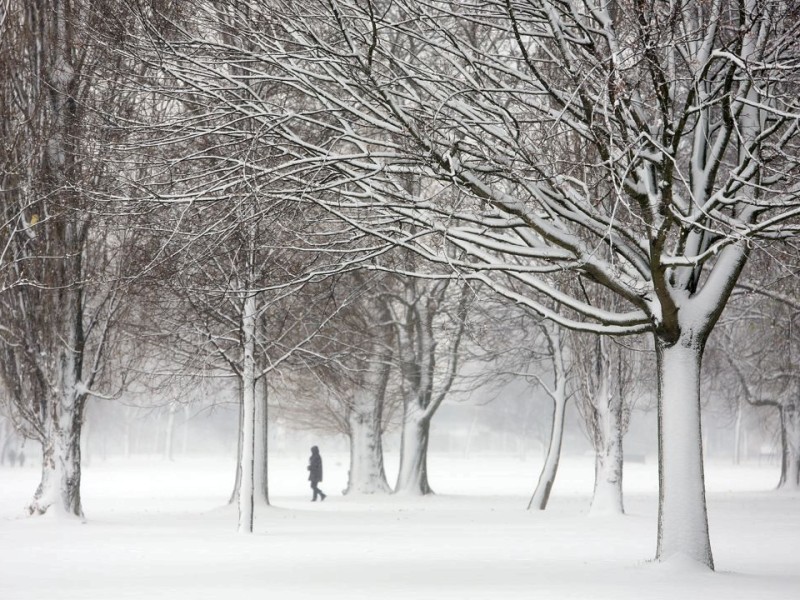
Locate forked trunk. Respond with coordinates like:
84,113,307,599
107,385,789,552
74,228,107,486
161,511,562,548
655,335,713,569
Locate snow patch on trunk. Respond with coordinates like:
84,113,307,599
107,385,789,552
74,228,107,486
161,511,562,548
656,338,713,569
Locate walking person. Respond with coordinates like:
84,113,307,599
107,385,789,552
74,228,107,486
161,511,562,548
307,445,326,501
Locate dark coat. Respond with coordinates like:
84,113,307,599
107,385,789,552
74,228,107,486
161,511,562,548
308,447,323,483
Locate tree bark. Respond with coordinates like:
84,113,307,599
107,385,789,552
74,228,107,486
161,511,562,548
237,293,257,533
345,297,392,495
253,377,269,505
229,385,243,505
589,370,624,516
528,393,567,510
655,335,713,569
394,410,432,495
585,337,625,516
29,318,87,518
778,398,800,490
29,398,85,517
345,384,391,494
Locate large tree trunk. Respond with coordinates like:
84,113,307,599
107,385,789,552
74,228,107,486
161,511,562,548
29,334,87,517
345,388,391,495
30,411,83,517
23,0,89,519
528,393,567,510
345,320,392,495
778,398,800,490
394,410,432,495
655,335,713,569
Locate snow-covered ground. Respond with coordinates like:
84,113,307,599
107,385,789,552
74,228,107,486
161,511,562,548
1,452,797,599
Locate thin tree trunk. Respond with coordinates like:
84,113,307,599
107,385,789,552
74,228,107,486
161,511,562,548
229,382,243,505
164,402,177,461
253,377,269,505
181,404,191,455
528,394,567,510
237,294,257,533
655,336,713,569
123,417,132,459
733,400,743,465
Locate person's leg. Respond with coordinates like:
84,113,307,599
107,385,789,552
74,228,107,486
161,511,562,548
311,482,318,501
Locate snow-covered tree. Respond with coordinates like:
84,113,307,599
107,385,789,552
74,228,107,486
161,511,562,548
147,196,345,530
571,326,650,515
0,0,146,517
134,0,800,567
319,274,397,495
526,317,571,511
387,275,469,495
716,255,800,489
270,271,399,495
338,291,395,495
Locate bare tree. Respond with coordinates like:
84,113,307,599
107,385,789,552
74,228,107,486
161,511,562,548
466,292,577,510
0,0,148,517
714,253,800,488
313,273,397,495
385,275,470,495
278,279,398,496
131,0,800,567
571,330,650,515
526,318,572,511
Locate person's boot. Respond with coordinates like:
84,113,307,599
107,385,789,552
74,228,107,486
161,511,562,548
321,493,327,501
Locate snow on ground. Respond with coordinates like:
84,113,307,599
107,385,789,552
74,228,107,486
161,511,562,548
0,452,798,600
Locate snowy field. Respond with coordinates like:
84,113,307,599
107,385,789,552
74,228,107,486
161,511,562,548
1,452,798,600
